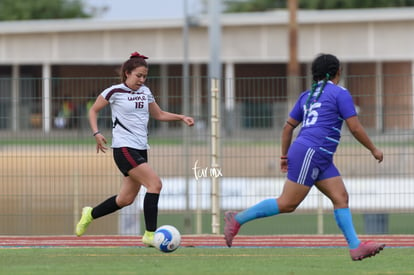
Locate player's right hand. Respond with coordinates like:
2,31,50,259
95,134,108,153
280,159,288,173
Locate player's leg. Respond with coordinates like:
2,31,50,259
127,162,162,246
75,176,140,237
76,147,146,237
315,176,385,260
224,144,315,247
224,180,311,247
236,144,315,223
236,179,311,223
316,176,360,247
112,147,161,245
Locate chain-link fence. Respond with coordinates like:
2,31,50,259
1,74,413,236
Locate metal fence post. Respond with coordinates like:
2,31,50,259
211,78,221,234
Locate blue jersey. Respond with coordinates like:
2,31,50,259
289,81,357,157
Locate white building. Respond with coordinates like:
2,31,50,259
0,7,413,132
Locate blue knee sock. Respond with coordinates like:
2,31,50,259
334,208,361,249
235,198,279,225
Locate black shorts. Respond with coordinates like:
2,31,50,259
113,147,148,177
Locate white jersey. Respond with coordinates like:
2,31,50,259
101,83,155,149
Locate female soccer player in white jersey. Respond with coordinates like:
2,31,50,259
76,52,194,246
224,53,385,261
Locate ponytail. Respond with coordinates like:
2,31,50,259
304,73,330,115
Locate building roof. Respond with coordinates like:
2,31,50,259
1,8,414,64
1,7,413,34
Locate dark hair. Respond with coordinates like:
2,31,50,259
120,52,149,82
311,53,340,82
305,54,340,112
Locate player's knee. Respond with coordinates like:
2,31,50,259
331,191,349,208
282,205,298,213
147,177,162,193
278,201,299,213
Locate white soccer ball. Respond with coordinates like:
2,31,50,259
153,225,181,253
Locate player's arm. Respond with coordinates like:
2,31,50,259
149,102,194,126
88,95,109,153
281,117,299,156
345,115,383,162
280,117,299,172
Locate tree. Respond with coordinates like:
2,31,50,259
300,0,414,9
223,0,414,12
224,0,285,12
0,0,105,21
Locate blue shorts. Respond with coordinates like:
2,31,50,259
113,147,147,177
287,142,340,187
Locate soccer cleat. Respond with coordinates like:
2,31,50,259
224,211,241,247
75,207,93,237
350,241,385,261
142,230,155,247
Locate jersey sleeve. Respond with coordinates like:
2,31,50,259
337,89,357,119
100,87,114,103
147,91,155,103
289,92,307,122
143,86,155,103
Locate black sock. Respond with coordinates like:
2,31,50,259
91,195,121,219
144,193,160,232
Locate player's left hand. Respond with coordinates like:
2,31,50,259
182,116,195,127
371,148,383,163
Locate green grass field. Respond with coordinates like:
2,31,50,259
155,212,413,235
0,247,412,275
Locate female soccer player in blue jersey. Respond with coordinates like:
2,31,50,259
224,53,385,261
76,52,194,246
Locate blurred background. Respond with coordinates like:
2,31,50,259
0,0,414,236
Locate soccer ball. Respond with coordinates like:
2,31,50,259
153,225,181,253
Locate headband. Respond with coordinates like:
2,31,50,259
130,51,148,59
